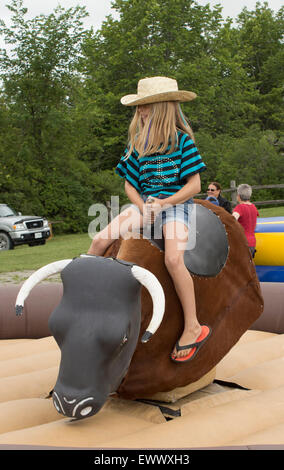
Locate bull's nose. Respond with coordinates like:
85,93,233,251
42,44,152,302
52,391,98,419
71,397,98,419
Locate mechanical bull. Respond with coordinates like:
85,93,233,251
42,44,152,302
15,258,164,419
15,200,264,420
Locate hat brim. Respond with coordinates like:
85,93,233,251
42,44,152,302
120,90,197,106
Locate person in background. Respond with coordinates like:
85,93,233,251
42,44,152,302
206,182,232,213
205,194,219,206
232,184,259,258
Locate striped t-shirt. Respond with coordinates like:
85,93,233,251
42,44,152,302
115,132,206,197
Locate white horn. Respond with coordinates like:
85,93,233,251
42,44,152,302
15,259,73,316
131,265,165,343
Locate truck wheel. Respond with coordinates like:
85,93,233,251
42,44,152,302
0,232,14,251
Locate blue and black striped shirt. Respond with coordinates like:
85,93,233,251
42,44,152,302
115,132,206,197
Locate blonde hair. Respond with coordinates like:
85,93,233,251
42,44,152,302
126,102,194,158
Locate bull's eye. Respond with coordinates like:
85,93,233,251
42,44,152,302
120,334,128,347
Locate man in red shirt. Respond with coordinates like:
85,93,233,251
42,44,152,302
232,184,259,258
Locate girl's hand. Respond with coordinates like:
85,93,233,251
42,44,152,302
144,197,164,224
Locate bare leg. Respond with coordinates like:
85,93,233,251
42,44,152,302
88,206,143,256
163,221,201,359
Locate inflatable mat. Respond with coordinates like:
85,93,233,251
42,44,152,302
0,329,284,449
0,280,283,449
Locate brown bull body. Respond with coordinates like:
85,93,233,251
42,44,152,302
107,199,263,400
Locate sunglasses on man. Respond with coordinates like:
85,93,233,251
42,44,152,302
207,188,216,192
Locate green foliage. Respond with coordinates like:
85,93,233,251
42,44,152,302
197,128,284,198
91,169,129,207
0,0,93,231
216,129,284,187
236,2,284,130
0,0,283,233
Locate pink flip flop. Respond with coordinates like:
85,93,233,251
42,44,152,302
171,325,212,363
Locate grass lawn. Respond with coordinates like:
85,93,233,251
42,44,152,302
258,206,284,217
0,206,283,274
0,233,91,273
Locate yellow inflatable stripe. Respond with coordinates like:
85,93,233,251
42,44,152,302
255,233,284,266
257,221,284,225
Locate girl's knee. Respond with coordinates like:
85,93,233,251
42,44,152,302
89,234,110,253
164,252,184,272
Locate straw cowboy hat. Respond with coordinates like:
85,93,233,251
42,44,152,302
120,76,197,106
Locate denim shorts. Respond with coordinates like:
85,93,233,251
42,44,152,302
136,194,194,228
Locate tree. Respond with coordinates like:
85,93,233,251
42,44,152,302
81,0,228,167
236,2,284,131
215,128,284,201
0,0,95,230
0,0,282,231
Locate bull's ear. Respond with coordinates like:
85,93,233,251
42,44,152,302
15,259,73,316
131,266,165,343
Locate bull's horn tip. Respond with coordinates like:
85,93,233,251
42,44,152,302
15,305,24,316
141,331,152,343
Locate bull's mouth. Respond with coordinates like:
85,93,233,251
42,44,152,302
52,392,102,420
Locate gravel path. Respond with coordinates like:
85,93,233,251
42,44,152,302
0,270,61,284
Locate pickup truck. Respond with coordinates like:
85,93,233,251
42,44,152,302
0,204,50,251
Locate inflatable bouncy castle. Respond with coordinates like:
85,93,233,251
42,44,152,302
254,216,284,283
250,215,284,335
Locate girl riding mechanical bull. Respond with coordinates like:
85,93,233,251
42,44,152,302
87,76,211,363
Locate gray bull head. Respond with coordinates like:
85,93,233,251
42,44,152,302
15,255,165,420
